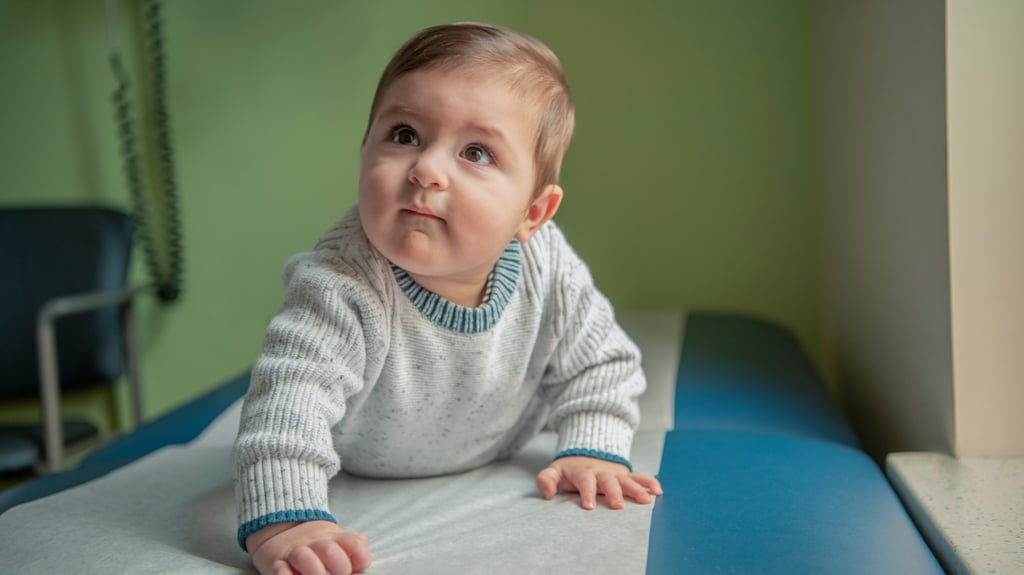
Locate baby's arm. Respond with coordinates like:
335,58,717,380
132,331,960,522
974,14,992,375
234,249,384,571
246,521,371,575
536,455,662,510
535,225,662,509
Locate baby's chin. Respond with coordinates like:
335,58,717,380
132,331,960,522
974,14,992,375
372,237,442,274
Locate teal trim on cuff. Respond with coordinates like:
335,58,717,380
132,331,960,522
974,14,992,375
238,509,337,551
554,448,633,472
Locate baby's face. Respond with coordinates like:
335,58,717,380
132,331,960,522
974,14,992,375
358,68,541,304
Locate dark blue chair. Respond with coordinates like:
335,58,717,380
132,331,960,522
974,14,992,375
0,207,144,473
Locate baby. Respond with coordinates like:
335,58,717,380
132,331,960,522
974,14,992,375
233,22,663,575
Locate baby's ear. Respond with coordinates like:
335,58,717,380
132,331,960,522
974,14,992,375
515,184,563,242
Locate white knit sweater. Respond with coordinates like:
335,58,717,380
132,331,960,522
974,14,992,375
233,208,645,547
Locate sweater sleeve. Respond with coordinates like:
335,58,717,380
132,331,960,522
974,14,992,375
232,251,383,549
538,229,646,470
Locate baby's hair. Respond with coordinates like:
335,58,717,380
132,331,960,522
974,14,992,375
364,22,575,195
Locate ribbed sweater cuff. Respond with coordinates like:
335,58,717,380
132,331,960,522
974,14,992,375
236,458,333,550
555,412,635,470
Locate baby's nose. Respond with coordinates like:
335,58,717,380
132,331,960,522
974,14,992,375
408,148,449,190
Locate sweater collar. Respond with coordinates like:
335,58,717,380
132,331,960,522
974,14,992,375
390,240,521,333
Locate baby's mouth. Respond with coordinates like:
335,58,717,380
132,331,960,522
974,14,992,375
401,207,444,222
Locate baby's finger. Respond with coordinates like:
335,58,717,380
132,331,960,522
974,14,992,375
312,539,353,575
270,559,294,575
633,473,664,495
619,476,654,504
336,531,373,573
535,466,561,500
575,471,598,510
287,546,327,575
597,472,625,509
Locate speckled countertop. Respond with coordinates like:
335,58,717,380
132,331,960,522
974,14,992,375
886,453,1024,575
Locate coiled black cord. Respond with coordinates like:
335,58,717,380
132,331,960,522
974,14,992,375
107,0,183,304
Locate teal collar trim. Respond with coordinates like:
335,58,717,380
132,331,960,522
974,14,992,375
390,241,521,334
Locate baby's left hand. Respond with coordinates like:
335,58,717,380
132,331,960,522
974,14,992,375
535,456,663,510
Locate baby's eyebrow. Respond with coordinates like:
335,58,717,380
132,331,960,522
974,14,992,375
462,122,513,149
376,105,419,122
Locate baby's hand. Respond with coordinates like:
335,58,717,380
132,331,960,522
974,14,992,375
245,520,371,575
535,456,663,510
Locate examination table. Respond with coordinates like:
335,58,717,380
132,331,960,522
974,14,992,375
0,312,943,574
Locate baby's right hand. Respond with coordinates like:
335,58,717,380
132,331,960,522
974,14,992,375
246,520,372,575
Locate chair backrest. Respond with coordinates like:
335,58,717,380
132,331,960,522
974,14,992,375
0,207,134,396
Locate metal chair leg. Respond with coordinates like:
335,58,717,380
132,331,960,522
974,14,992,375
122,302,144,427
34,287,146,473
36,315,65,472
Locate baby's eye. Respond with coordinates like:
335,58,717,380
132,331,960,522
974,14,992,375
462,144,494,165
390,125,419,146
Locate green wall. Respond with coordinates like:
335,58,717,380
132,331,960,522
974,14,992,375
0,0,817,423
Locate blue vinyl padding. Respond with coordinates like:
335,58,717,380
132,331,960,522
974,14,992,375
646,312,942,574
646,430,943,574
675,313,860,447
